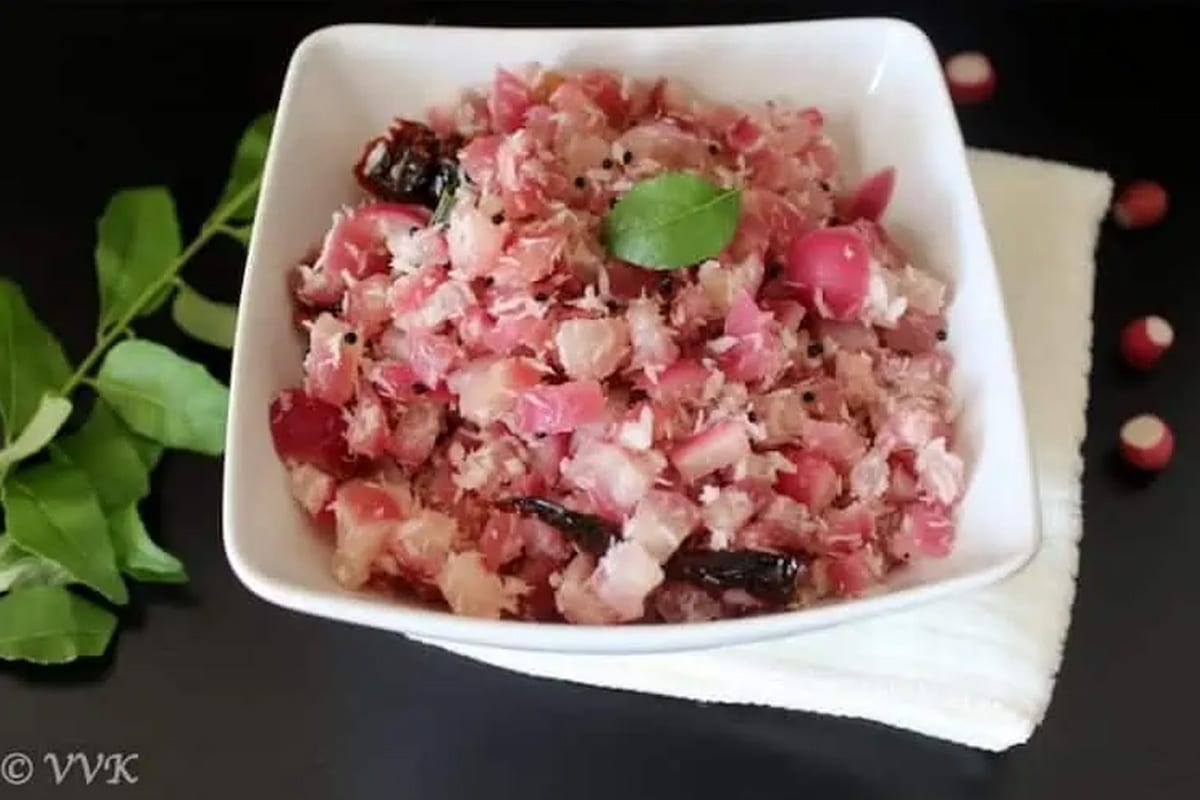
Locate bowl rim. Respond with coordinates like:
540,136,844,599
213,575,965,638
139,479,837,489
223,16,1041,654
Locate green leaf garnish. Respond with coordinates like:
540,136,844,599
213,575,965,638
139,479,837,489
4,462,127,605
0,394,71,475
602,171,741,269
52,400,150,512
0,585,117,664
108,504,186,584
94,340,229,455
171,283,238,349
0,535,72,594
95,187,183,332
0,280,72,442
0,110,269,665
215,111,275,223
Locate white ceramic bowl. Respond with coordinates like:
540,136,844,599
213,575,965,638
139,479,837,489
223,18,1040,653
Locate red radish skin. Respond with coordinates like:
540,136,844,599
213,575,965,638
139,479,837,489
784,226,871,320
1120,414,1174,471
1120,316,1174,370
1112,181,1168,229
837,167,896,223
944,52,996,104
269,389,357,478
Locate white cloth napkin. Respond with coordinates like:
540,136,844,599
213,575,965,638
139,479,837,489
424,150,1113,752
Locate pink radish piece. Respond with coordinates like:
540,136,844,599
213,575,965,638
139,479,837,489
838,167,896,222
1120,414,1174,471
670,420,751,484
514,380,608,434
784,226,871,320
1112,180,1168,229
319,202,429,281
1120,316,1173,370
775,449,840,512
944,51,996,104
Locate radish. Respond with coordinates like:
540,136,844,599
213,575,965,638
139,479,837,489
268,388,356,477
944,51,996,104
784,226,871,320
670,420,751,484
1120,414,1174,471
837,167,896,222
1112,180,1168,229
775,449,839,512
1120,315,1173,370
514,380,608,434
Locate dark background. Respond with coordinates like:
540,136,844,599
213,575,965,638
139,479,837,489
1,2,1198,798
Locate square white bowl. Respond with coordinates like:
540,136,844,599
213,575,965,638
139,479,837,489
224,18,1040,653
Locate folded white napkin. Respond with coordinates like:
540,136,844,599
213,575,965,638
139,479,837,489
425,150,1113,752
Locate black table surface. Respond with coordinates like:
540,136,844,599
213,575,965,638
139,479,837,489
2,3,1197,798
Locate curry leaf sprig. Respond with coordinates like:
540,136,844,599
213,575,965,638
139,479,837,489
0,112,273,664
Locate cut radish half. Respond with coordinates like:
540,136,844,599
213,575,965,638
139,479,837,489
783,226,871,320
1120,315,1174,370
1112,180,1168,229
1120,414,1174,471
944,51,996,104
837,166,896,222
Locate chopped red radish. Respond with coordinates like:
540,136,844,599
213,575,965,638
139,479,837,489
514,379,607,434
1120,315,1174,370
554,317,631,380
1119,414,1174,471
1112,180,1168,229
388,400,444,468
643,358,719,406
561,441,662,513
342,273,393,339
555,554,621,624
269,388,356,477
623,490,701,563
318,202,429,282
837,166,896,222
302,312,362,406
344,387,391,459
775,449,840,512
287,463,337,520
479,511,526,571
488,68,534,134
448,357,542,427
784,226,871,320
331,479,409,588
588,540,664,621
670,420,751,484
401,330,463,389
800,418,867,473
881,310,945,355
389,508,458,581
526,432,570,489
626,296,681,369
899,501,955,558
812,318,879,353
653,582,724,623
944,51,996,104
436,550,527,619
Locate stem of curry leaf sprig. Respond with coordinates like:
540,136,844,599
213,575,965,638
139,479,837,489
57,176,261,397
